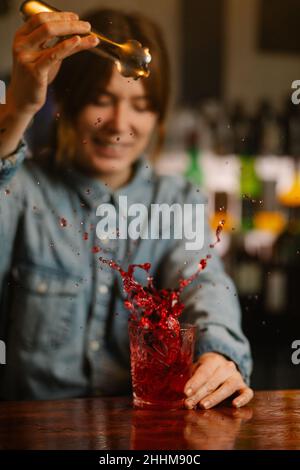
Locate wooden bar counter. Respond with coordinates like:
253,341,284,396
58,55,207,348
0,390,299,450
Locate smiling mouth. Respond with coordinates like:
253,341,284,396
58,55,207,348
91,136,132,148
89,136,133,160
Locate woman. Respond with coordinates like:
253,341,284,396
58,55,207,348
0,8,253,408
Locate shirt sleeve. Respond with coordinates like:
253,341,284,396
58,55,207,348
157,182,253,385
0,139,28,315
0,140,28,187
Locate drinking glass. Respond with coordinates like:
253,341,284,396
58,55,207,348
129,321,196,410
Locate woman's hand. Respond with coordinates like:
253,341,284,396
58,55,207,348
8,11,99,116
184,352,254,410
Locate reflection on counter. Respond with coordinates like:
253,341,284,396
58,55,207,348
130,406,253,450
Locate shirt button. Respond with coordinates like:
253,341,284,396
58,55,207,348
37,282,48,294
98,285,108,294
90,340,100,352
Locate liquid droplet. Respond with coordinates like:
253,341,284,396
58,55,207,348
60,217,68,228
209,220,225,248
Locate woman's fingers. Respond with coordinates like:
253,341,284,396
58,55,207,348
198,376,242,409
197,377,254,410
58,35,100,62
24,20,92,50
183,352,254,410
185,362,237,409
35,35,99,72
19,11,79,35
68,35,100,55
184,357,219,399
232,387,254,408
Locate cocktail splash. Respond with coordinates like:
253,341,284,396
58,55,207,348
99,219,225,333
99,219,225,407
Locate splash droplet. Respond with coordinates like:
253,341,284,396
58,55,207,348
60,217,68,227
209,220,225,248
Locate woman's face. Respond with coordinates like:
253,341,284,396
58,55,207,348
74,67,158,181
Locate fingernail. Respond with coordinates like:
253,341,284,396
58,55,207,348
185,399,194,409
234,400,242,408
90,36,100,45
201,400,211,409
185,388,193,397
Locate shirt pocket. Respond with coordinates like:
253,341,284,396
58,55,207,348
10,264,83,352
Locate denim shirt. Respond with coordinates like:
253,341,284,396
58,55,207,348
0,143,252,400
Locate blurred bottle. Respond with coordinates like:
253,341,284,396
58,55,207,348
215,107,234,156
240,161,262,232
184,129,203,186
201,101,234,156
274,205,300,266
231,102,262,232
231,232,263,309
284,98,300,157
156,108,197,176
209,191,236,258
231,102,256,156
254,180,286,236
255,100,284,156
210,191,235,231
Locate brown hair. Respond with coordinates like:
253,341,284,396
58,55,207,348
52,8,170,164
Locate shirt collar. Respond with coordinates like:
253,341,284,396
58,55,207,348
61,156,154,208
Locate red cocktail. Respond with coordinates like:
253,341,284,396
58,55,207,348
129,321,196,410
99,221,225,409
